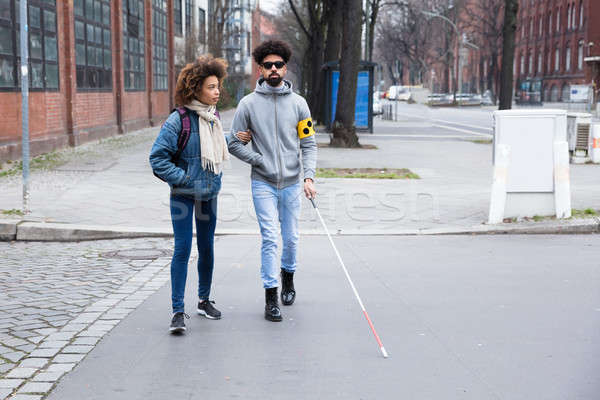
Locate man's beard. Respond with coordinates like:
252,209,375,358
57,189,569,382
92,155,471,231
266,74,283,87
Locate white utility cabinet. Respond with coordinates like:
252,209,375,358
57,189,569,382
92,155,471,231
489,109,571,223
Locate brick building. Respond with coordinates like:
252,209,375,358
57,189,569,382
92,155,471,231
514,0,600,102
0,0,178,163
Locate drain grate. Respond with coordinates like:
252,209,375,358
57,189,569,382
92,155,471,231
100,248,171,260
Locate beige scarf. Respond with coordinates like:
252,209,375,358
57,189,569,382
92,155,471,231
185,100,229,174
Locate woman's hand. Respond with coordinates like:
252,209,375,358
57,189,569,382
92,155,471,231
236,130,252,144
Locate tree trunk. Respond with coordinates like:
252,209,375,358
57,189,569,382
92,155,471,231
489,52,498,104
330,0,362,148
308,17,325,123
367,1,379,62
324,0,342,63
499,0,518,110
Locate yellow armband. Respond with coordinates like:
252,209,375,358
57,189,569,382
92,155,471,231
297,117,315,139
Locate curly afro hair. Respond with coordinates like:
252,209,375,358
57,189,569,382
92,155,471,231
252,40,292,65
175,55,228,106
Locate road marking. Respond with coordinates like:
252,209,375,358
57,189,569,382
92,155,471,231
395,111,494,132
316,133,489,139
431,124,493,138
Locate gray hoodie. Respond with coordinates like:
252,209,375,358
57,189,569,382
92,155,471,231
227,78,317,189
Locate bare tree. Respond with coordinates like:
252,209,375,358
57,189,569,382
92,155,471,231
288,0,326,120
461,0,504,102
207,0,234,58
330,0,362,148
499,0,518,110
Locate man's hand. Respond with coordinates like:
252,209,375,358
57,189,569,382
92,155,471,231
236,130,252,144
303,178,316,199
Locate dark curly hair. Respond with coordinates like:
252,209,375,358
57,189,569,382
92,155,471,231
175,55,228,106
252,40,292,65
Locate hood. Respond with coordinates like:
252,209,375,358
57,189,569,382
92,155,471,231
254,78,293,95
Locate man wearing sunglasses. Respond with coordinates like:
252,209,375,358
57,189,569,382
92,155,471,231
227,40,317,322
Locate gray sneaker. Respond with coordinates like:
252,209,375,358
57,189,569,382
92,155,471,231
169,312,189,334
197,300,222,319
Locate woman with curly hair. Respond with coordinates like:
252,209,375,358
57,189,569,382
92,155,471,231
150,55,250,334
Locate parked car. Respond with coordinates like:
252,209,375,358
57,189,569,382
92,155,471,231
482,90,494,106
427,93,454,106
372,94,383,115
388,85,412,101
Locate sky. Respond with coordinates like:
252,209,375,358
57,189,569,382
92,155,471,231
258,0,283,13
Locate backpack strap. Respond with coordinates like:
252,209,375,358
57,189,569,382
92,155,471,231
172,107,191,162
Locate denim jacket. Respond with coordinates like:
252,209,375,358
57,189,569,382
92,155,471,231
149,109,226,200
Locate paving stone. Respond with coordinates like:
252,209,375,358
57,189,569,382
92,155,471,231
61,345,94,354
18,382,53,394
46,363,75,373
29,348,60,358
45,332,76,342
18,358,49,368
0,362,15,373
16,344,36,353
2,338,28,347
53,354,85,363
3,351,26,363
31,372,63,382
76,330,105,337
34,328,58,336
0,379,23,388
38,340,68,349
5,368,37,378
59,323,88,332
72,337,99,346
10,395,43,400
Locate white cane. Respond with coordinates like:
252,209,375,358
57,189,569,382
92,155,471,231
309,198,389,358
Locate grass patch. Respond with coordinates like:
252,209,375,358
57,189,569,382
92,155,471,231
1,209,24,216
316,168,420,179
571,208,599,217
471,139,492,144
0,152,66,178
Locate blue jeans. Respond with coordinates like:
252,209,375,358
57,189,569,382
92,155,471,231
170,195,217,314
251,180,302,289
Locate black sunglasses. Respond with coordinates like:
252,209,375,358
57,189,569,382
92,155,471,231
262,61,285,69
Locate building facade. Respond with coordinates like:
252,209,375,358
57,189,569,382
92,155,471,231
0,0,183,162
514,0,600,102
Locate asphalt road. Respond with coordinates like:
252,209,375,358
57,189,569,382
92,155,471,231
46,234,600,400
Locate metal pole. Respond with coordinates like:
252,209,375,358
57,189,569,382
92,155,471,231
20,0,30,214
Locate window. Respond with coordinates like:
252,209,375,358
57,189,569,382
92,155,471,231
548,13,552,34
0,0,59,90
579,2,583,27
529,18,533,38
123,0,145,90
578,40,584,70
198,7,205,44
185,0,192,35
174,0,182,36
567,5,571,30
539,15,543,37
556,8,560,32
528,53,533,74
565,46,571,71
538,52,542,73
555,48,560,71
152,0,167,90
520,54,525,76
74,0,112,89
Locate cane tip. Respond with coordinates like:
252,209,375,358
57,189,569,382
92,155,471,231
381,347,389,358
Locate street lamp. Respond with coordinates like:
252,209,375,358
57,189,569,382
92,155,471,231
421,10,479,100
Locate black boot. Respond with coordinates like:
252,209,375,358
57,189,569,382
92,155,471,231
280,269,296,306
264,287,282,322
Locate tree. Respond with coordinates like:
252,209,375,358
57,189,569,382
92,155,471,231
207,0,234,58
330,0,362,148
288,0,326,121
365,0,384,62
498,0,518,110
460,0,504,103
323,0,342,63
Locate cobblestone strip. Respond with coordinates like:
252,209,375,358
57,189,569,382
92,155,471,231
0,239,174,399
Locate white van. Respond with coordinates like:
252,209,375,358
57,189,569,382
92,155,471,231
388,85,411,101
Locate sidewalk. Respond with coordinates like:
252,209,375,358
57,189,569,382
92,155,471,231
0,108,599,240
15,234,600,400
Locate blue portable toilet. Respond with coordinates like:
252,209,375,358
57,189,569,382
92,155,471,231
323,61,377,133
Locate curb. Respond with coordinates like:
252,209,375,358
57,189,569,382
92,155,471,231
1,217,599,242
